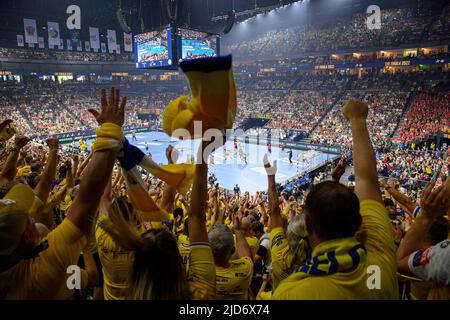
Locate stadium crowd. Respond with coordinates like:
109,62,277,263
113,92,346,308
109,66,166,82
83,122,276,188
223,4,450,60
0,47,133,63
311,91,409,147
265,91,335,132
397,92,450,143
0,0,449,301
0,83,172,136
0,88,448,301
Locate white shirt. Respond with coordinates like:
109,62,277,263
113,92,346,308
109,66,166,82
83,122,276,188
408,239,450,285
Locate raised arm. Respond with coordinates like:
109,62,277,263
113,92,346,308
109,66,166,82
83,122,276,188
160,146,177,213
263,154,283,229
72,154,79,180
233,213,252,259
331,157,346,183
260,201,269,228
76,151,93,179
0,136,29,185
98,171,113,218
385,179,417,216
397,181,449,274
33,138,59,203
67,88,126,235
188,142,210,243
343,99,382,203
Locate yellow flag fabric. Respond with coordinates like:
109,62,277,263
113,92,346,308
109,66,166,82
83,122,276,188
162,55,237,138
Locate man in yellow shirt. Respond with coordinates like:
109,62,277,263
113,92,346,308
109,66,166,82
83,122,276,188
16,155,33,178
0,88,127,299
208,216,254,300
271,100,398,300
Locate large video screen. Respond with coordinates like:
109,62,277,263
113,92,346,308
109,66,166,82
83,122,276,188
134,28,172,68
179,28,219,61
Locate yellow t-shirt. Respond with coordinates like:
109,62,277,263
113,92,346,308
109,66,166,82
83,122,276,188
186,243,216,300
269,226,295,290
215,256,253,300
95,215,134,300
246,236,259,257
230,236,259,261
54,269,89,300
59,194,73,212
178,234,190,266
29,197,43,216
30,196,52,229
0,219,86,299
273,200,398,300
16,165,31,178
175,200,187,213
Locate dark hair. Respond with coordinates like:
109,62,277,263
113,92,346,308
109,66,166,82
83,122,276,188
383,198,395,208
304,181,361,241
173,207,184,219
427,216,450,246
26,172,40,189
183,218,189,237
25,155,33,164
30,162,41,173
250,221,264,235
58,164,67,178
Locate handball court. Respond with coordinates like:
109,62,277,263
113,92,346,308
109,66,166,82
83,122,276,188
88,131,338,194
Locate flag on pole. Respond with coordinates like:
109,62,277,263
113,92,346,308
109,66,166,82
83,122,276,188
23,18,38,44
107,29,117,53
38,37,45,49
17,35,24,47
124,32,133,52
89,27,100,50
47,21,61,48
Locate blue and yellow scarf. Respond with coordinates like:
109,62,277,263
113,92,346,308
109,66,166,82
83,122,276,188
294,237,367,278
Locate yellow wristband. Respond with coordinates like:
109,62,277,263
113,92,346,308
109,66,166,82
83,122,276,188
96,123,123,140
93,123,124,152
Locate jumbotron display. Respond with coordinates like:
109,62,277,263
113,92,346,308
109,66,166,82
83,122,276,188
134,28,173,68
179,28,220,61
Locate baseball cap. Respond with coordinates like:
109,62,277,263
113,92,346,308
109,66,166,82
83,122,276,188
0,183,35,257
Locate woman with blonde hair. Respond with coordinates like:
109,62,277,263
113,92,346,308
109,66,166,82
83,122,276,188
100,141,216,300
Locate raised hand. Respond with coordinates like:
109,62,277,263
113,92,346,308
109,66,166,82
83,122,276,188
343,99,368,124
263,153,277,176
332,157,346,182
88,88,127,127
46,138,59,150
14,135,30,150
420,181,448,220
233,211,244,232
